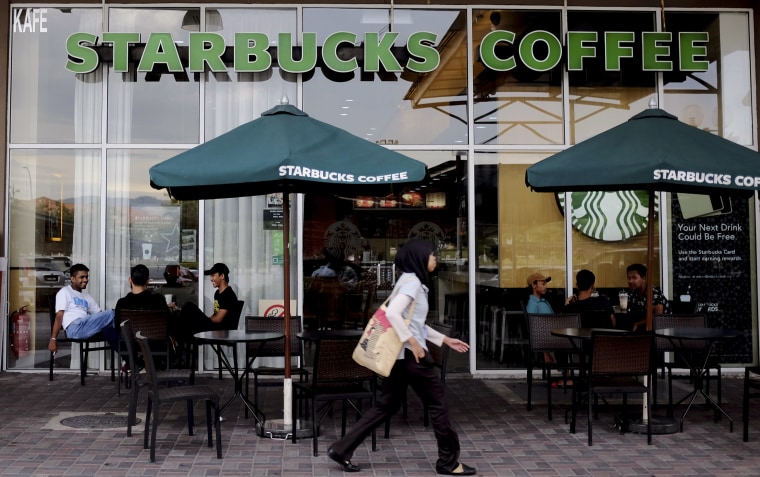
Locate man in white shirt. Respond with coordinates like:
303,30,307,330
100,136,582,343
48,263,119,354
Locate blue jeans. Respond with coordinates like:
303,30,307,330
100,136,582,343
65,310,119,351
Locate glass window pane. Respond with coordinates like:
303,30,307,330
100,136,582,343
303,8,467,145
10,8,102,143
568,11,657,143
664,12,753,146
105,149,199,310
472,9,563,145
7,149,102,370
107,8,199,144
205,8,298,139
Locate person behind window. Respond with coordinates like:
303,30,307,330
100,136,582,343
564,269,616,328
48,263,119,354
626,263,671,332
525,272,554,314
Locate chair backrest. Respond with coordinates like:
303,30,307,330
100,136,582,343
116,309,169,341
220,300,245,331
119,319,139,380
427,322,452,382
579,309,615,329
653,313,707,351
590,332,652,377
135,332,160,395
48,295,60,336
245,315,303,357
526,313,581,353
313,339,374,387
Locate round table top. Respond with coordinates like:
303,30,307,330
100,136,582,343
654,327,740,340
194,330,284,344
551,327,626,339
297,329,363,341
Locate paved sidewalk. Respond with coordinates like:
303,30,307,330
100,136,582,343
1,370,760,476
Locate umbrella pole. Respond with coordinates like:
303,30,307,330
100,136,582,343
283,192,293,426
646,190,655,331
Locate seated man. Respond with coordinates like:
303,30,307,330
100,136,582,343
625,263,672,332
115,264,171,314
48,263,119,354
564,269,616,328
170,263,239,356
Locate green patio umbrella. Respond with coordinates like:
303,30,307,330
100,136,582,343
526,104,760,331
150,99,427,426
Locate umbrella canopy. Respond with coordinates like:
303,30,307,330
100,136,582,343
526,108,760,196
150,103,427,200
150,101,427,426
525,105,760,331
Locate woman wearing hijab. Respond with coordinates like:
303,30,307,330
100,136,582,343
328,238,476,476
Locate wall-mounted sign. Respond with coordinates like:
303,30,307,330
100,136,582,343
65,30,709,75
264,208,284,230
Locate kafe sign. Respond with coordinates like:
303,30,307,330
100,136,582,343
64,30,709,75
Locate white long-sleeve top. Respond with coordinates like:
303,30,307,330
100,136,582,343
385,273,446,359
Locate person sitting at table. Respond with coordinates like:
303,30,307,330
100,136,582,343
115,264,171,370
169,263,239,362
564,269,616,328
525,272,554,314
525,272,558,368
625,263,671,332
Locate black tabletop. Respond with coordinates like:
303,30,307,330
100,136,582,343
551,327,626,339
297,329,363,342
654,327,740,340
194,330,284,345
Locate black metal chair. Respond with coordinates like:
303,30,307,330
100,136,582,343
213,300,245,380
244,315,309,412
115,308,176,396
47,295,115,386
742,366,760,441
653,313,721,413
571,331,654,446
136,332,222,462
119,319,193,437
292,338,376,456
525,312,583,420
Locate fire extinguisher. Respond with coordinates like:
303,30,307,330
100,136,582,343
11,305,31,358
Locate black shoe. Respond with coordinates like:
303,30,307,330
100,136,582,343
436,463,477,475
327,447,361,472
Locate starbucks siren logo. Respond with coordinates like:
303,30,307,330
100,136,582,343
557,191,658,241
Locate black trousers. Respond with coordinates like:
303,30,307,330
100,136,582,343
330,349,461,473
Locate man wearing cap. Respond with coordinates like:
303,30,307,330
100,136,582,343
170,263,238,364
525,272,554,314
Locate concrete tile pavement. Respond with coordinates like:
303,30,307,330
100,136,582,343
1,370,760,476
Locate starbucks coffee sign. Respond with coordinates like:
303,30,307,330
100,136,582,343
65,30,709,75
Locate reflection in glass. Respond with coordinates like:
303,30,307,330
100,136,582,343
105,149,199,311
8,149,102,371
472,10,563,145
107,8,199,144
303,8,467,145
567,11,656,143
664,12,752,146
10,8,102,144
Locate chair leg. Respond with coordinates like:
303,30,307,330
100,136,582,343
312,398,319,456
547,369,553,421
214,400,223,458
49,351,54,381
206,400,213,448
80,344,88,386
743,371,751,442
150,404,159,462
526,365,533,411
187,400,195,436
587,389,593,446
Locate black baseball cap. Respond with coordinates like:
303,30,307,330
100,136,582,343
204,263,230,276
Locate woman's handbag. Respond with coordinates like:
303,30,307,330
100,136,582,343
352,278,417,377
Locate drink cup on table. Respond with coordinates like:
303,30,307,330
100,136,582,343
618,291,628,312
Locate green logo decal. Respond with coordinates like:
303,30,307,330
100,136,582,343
557,191,659,242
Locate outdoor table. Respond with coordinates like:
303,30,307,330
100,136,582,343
194,330,284,424
654,327,739,432
297,329,363,342
551,327,626,362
